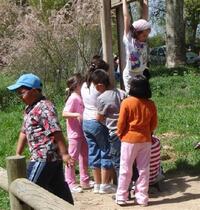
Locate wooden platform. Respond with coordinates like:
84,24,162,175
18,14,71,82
111,0,136,9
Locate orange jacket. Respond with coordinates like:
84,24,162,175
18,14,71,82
117,96,157,143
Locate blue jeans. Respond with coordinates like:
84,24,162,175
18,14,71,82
83,120,112,169
109,133,121,179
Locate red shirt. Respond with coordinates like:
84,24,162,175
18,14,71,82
22,98,61,161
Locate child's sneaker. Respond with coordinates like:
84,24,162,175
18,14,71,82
135,200,148,207
93,184,100,194
116,200,127,206
81,180,95,190
99,184,116,194
70,185,83,193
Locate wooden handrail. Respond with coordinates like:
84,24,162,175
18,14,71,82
10,178,78,210
0,156,79,210
0,167,8,191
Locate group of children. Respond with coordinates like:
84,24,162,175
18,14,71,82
62,54,158,207
6,0,163,207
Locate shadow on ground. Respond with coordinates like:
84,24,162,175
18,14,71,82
149,173,200,206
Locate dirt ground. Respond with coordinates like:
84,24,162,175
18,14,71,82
73,173,200,210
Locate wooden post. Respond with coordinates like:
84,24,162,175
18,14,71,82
6,156,31,210
139,0,143,18
100,0,115,87
116,6,125,90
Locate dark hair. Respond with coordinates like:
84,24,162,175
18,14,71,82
129,75,152,99
90,69,110,88
66,73,83,100
143,68,151,80
86,55,109,88
130,25,144,39
20,85,42,93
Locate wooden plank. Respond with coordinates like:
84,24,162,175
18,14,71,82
100,0,115,86
0,167,8,191
111,0,136,9
116,6,126,90
10,178,79,210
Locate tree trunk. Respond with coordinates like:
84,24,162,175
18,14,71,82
166,0,185,68
191,23,198,48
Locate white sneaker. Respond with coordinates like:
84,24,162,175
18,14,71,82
93,184,100,194
81,180,95,190
70,185,83,193
99,184,116,194
89,180,95,187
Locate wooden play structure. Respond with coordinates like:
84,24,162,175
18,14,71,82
100,0,144,88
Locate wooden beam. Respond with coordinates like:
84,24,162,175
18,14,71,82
100,0,115,86
111,0,136,9
10,179,78,210
0,167,8,191
116,6,125,90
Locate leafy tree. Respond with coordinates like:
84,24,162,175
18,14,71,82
185,0,200,47
149,35,165,48
150,0,200,47
166,0,185,67
149,0,165,27
27,0,68,13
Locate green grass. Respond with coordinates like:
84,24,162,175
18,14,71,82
150,66,200,174
0,190,9,210
0,66,200,209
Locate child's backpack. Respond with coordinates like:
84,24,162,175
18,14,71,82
149,136,165,191
130,136,165,192
149,136,163,184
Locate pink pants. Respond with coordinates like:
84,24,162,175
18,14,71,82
116,142,151,205
65,137,90,188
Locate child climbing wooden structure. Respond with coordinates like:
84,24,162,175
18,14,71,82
99,0,144,88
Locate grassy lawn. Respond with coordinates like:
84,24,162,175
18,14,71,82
0,66,199,209
151,66,200,174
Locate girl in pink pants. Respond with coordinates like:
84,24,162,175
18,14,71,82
116,75,158,206
63,73,93,193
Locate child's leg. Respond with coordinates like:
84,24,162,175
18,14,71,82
135,142,151,206
79,137,90,186
109,134,121,181
93,167,101,184
101,168,112,184
51,161,74,205
83,120,113,193
82,120,102,185
27,161,74,205
65,138,80,188
116,142,137,202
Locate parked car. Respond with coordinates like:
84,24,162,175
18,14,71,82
186,51,200,66
149,46,166,64
149,45,199,66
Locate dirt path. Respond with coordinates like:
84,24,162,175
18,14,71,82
73,173,200,210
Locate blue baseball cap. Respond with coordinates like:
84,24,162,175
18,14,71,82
7,73,42,91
